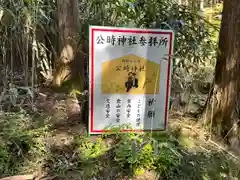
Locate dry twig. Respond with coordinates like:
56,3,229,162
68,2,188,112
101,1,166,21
208,140,240,160
0,175,35,180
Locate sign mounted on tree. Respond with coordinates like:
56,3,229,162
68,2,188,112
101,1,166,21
89,26,174,135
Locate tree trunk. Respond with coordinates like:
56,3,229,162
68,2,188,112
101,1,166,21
205,0,240,144
52,0,84,93
200,0,204,10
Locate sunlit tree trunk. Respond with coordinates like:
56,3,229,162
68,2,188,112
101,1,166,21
200,0,204,10
53,0,85,123
205,0,240,144
52,0,84,93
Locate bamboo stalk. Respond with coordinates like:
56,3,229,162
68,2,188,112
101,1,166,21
10,30,13,84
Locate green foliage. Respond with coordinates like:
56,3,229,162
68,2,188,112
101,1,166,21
1,114,240,179
71,128,240,179
1,1,238,179
0,0,56,86
82,0,217,72
0,85,33,109
0,110,51,176
74,132,182,178
77,137,108,161
204,3,222,42
0,0,219,94
154,142,181,178
0,143,9,174
114,136,154,174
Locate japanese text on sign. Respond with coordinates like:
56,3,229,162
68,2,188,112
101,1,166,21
96,34,169,48
89,26,174,134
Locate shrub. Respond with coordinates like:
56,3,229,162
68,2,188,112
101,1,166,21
114,136,154,175
0,143,9,175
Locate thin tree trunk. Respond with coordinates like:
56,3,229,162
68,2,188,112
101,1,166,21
53,0,85,123
200,0,204,10
53,0,84,92
205,0,240,143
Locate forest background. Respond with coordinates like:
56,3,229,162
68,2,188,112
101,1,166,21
1,0,240,179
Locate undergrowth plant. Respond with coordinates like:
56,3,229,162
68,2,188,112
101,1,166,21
73,130,183,178
114,137,154,174
0,110,51,176
1,111,240,179
0,143,9,175
78,137,108,161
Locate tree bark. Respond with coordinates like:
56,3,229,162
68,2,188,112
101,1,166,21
205,0,240,143
52,0,84,93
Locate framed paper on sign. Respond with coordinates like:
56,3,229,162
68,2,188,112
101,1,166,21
89,25,174,135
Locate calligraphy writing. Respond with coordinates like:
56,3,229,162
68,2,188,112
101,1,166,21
148,111,155,118
126,99,131,118
115,65,145,72
116,99,121,123
96,35,105,44
105,98,110,118
136,100,141,127
147,98,156,119
148,98,156,106
96,34,169,48
121,59,140,63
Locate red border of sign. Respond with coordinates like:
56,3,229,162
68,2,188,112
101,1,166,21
90,28,173,134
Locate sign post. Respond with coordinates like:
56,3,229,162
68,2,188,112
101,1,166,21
89,26,174,135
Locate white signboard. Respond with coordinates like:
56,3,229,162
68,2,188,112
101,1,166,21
89,26,174,134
